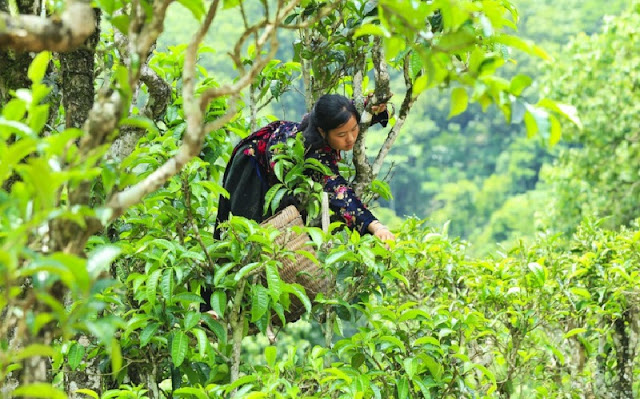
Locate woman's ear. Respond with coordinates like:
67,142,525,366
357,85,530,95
318,128,326,139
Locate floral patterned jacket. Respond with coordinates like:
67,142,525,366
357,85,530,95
232,118,383,235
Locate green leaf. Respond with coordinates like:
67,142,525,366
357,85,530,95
191,328,209,358
379,335,406,352
224,375,258,394
271,188,288,213
353,23,387,38
2,98,27,121
171,331,189,367
87,245,121,278
493,34,552,61
111,338,122,373
74,389,99,399
124,315,150,340
265,346,277,368
423,355,443,381
210,291,227,319
110,14,130,34
412,75,428,97
95,0,115,15
28,104,49,132
509,74,532,96
200,315,227,345
527,262,546,286
325,250,350,265
214,262,236,286
13,383,67,399
146,269,162,306
140,323,160,347
161,268,174,302
263,184,283,215
284,283,311,313
414,336,440,347
174,387,208,399
449,87,468,118
370,179,393,201
68,342,85,371
564,328,587,339
28,52,51,85
274,160,285,182
524,104,549,139
251,285,270,322
351,353,365,368
177,0,205,19
0,118,34,137
174,292,205,305
14,344,56,360
474,363,496,383
403,357,418,380
397,377,409,399
569,287,591,299
413,378,432,399
120,116,159,136
235,262,261,282
538,98,583,130
265,263,281,302
184,312,200,330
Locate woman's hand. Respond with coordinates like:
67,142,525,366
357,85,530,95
366,92,392,115
374,226,395,242
371,102,387,115
368,220,396,243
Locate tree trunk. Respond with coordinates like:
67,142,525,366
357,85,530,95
611,311,635,398
60,9,101,130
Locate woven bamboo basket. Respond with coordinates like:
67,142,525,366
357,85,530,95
260,205,330,323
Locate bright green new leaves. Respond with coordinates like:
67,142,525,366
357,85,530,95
27,51,51,84
12,384,67,399
67,342,85,371
449,87,469,118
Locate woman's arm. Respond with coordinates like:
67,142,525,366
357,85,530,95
308,149,394,241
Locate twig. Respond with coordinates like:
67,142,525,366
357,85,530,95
230,279,247,384
182,174,215,271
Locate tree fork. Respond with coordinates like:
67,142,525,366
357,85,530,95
0,1,96,52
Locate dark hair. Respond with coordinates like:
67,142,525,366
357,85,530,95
301,94,360,151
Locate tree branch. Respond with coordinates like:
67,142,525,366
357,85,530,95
103,0,224,220
372,52,417,176
199,0,298,111
0,1,95,52
182,174,215,271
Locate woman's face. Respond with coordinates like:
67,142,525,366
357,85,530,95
323,114,359,151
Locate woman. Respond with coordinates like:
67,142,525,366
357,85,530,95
214,94,395,242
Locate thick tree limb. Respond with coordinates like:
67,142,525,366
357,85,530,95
60,8,100,129
107,30,171,162
0,2,95,52
372,53,416,176
353,37,393,195
352,57,372,197
139,64,171,119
